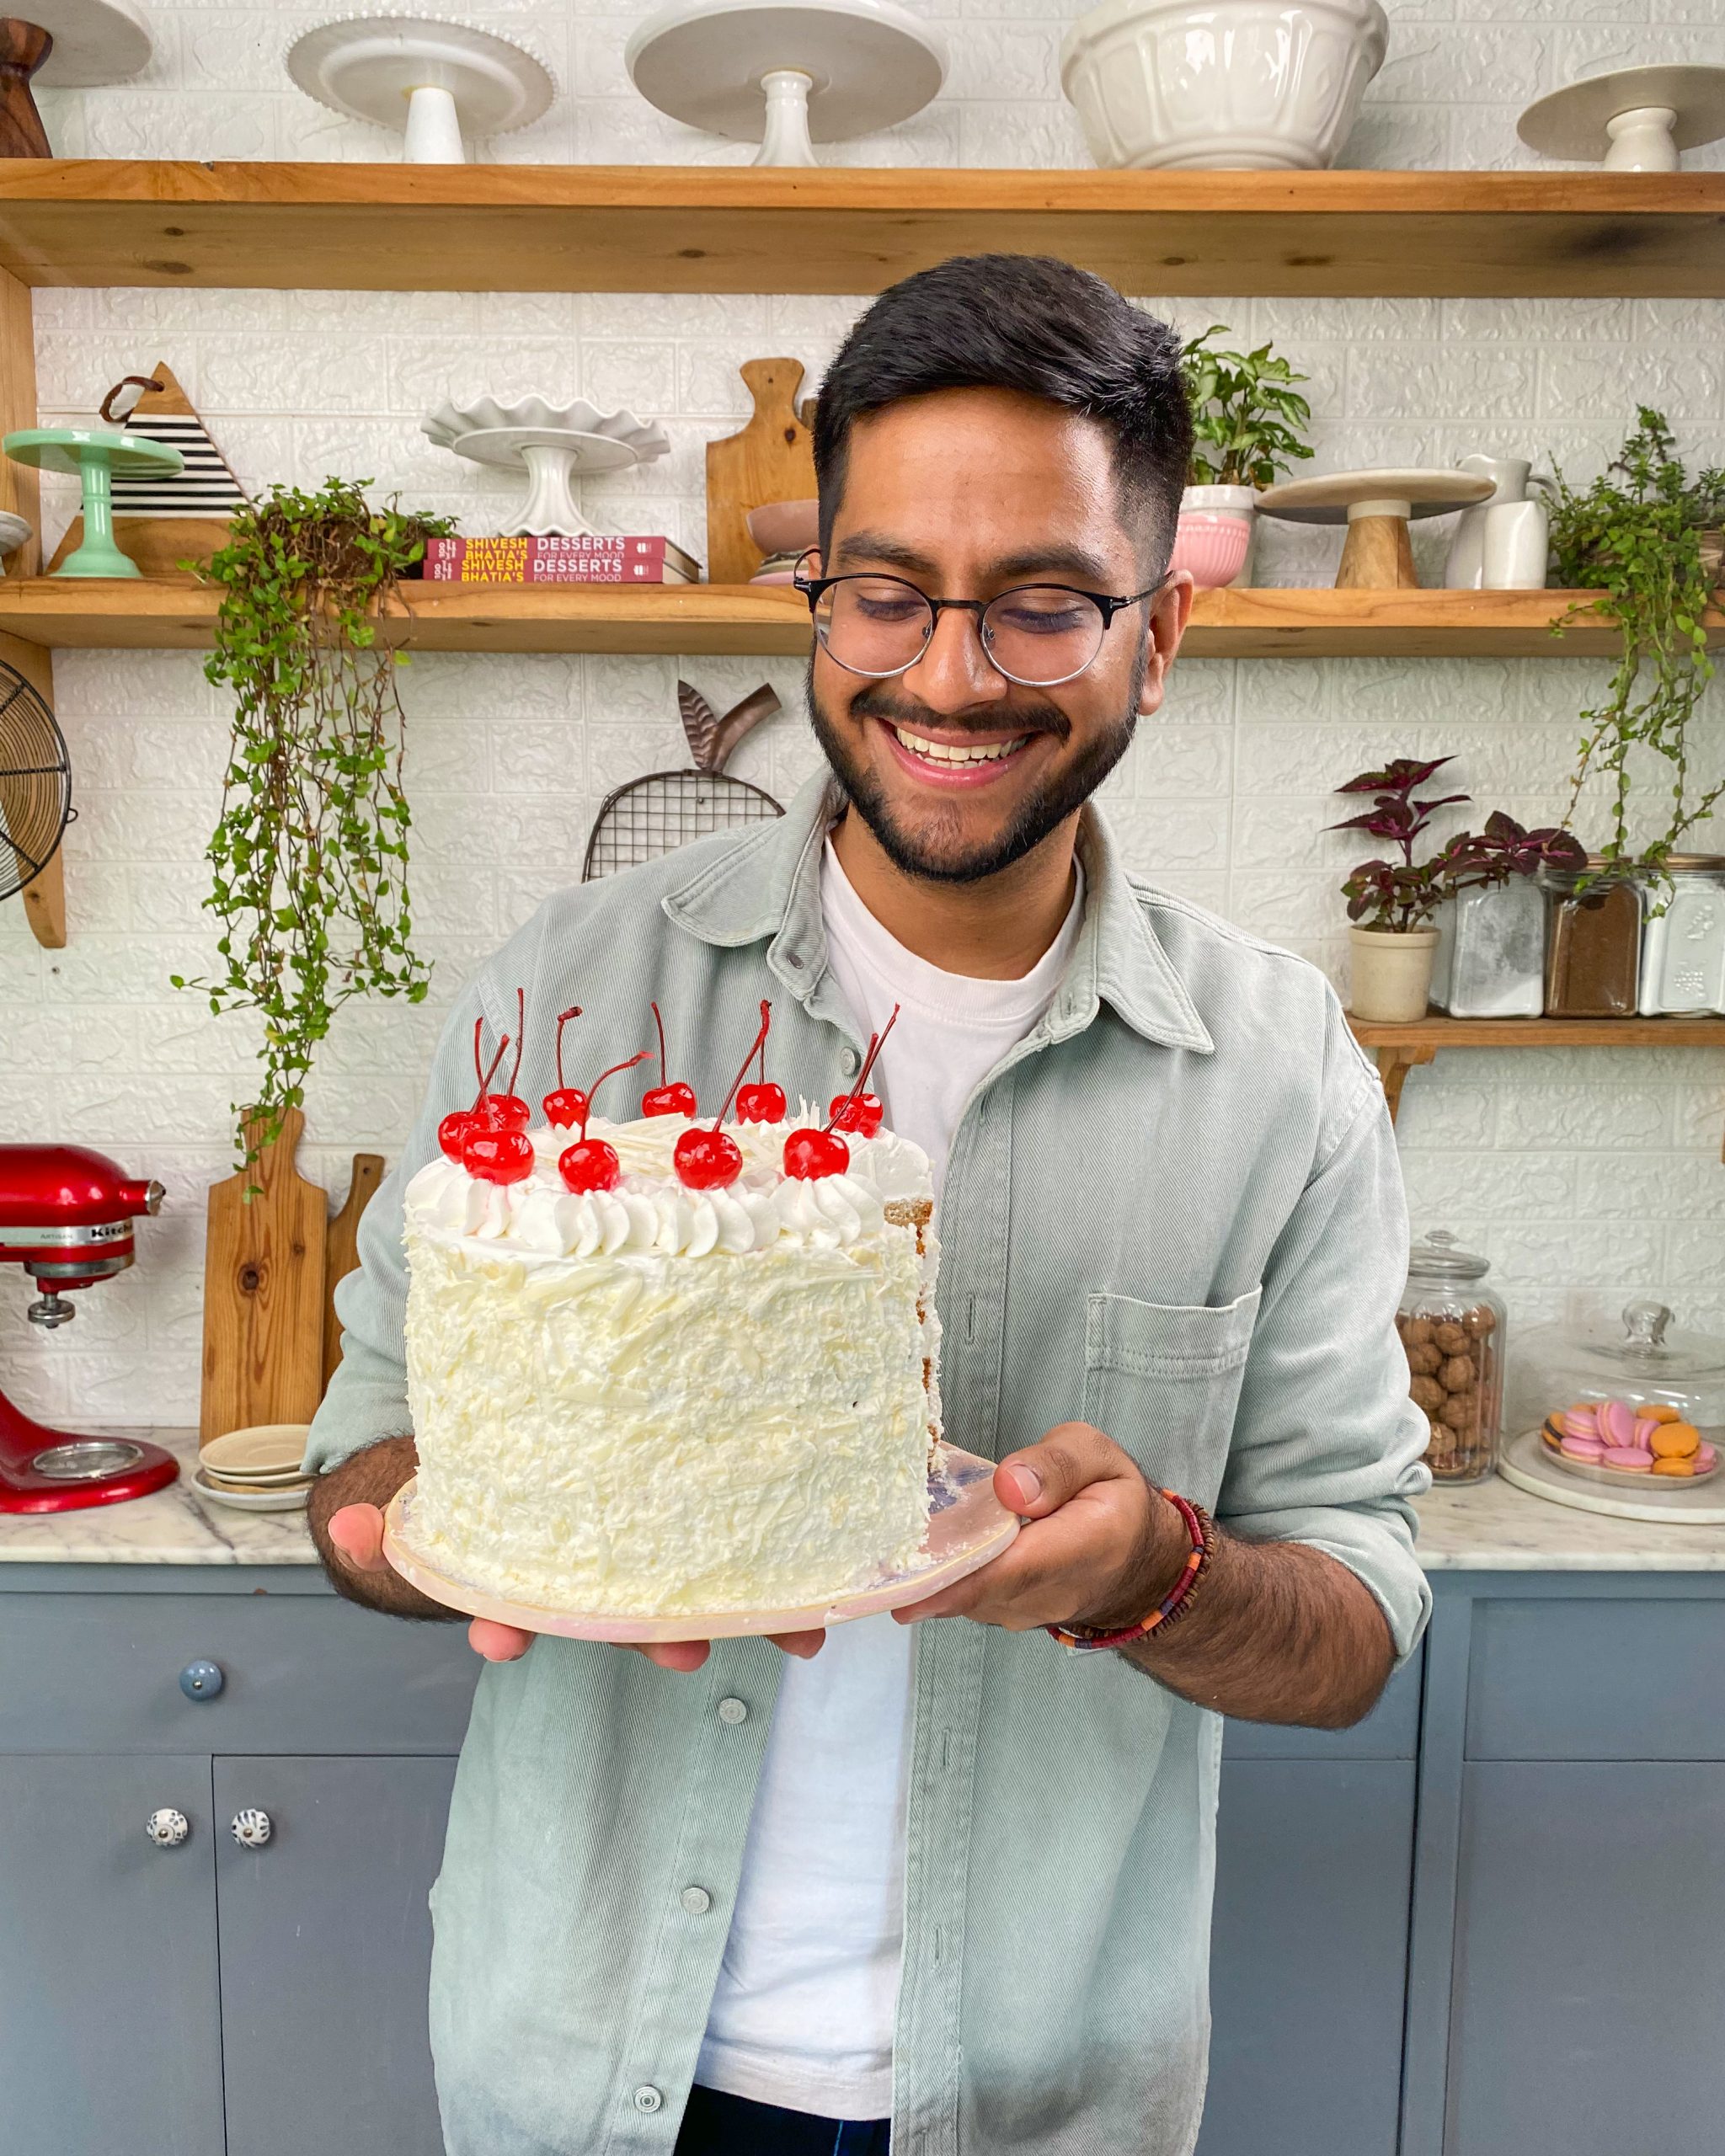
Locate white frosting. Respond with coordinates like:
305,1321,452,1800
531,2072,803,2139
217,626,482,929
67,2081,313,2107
403,1108,941,1614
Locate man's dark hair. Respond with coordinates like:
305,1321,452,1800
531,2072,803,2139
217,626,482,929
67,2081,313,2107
812,253,1194,571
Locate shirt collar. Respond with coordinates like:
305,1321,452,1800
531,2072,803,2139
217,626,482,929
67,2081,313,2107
660,772,1214,1055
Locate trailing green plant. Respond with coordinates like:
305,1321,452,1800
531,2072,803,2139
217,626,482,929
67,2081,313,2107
173,477,453,1171
1178,324,1315,489
1547,407,1725,878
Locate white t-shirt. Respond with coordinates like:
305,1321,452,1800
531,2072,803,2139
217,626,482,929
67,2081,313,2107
695,838,1084,2119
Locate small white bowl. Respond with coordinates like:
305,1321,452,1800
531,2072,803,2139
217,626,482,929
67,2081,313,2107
1060,0,1389,171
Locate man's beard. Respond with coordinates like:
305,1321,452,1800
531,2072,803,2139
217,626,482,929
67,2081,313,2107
806,652,1143,884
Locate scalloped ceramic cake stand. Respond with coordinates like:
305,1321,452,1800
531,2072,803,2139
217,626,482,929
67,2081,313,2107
0,0,152,159
421,395,670,537
286,14,554,163
1255,467,1494,590
382,1444,1020,1643
2,426,182,576
0,509,30,568
1519,65,1725,172
626,0,946,167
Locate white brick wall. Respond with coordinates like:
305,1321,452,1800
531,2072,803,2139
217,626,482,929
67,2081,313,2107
3,0,1723,1422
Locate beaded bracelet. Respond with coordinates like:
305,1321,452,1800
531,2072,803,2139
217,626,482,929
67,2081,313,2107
1045,1488,1215,1653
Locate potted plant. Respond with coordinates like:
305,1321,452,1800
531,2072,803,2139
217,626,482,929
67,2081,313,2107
1330,756,1471,1021
173,477,452,1173
1547,406,1725,882
1174,324,1314,589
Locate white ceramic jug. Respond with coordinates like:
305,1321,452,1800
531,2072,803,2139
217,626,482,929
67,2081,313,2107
1443,455,1551,590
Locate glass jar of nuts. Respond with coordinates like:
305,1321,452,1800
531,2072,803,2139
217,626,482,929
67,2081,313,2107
1397,1230,1506,1485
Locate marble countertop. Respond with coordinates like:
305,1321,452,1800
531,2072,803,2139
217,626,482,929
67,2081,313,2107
1,1430,1721,1573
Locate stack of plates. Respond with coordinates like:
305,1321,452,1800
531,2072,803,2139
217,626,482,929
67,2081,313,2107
192,1425,313,1512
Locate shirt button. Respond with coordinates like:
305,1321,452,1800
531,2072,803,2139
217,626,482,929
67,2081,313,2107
717,1696,748,1724
681,1885,712,1915
840,1046,861,1075
633,2085,663,2115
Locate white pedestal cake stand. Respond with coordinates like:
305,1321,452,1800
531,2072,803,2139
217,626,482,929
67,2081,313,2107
1518,65,1725,173
382,1444,1021,1643
1255,467,1494,590
286,14,554,163
626,0,946,167
421,394,670,538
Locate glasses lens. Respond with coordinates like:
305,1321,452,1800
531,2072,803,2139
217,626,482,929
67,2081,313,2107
980,587,1107,686
814,576,934,677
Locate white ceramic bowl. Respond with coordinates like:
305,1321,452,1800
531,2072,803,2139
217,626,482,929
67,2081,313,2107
1060,0,1389,171
1168,510,1252,590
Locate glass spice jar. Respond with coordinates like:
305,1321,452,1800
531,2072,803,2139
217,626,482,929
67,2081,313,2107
1638,856,1725,1015
1542,862,1642,1017
1397,1230,1507,1485
1429,880,1546,1017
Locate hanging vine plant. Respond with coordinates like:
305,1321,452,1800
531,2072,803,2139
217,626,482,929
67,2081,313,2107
174,478,453,1169
1548,408,1725,882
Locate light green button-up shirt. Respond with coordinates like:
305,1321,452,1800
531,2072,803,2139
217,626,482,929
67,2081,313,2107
307,773,1432,2156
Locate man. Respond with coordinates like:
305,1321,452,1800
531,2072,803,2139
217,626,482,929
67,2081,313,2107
308,252,1432,2156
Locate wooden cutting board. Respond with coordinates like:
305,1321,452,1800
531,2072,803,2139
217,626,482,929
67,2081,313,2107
323,1152,385,1388
705,357,818,585
200,1109,328,1445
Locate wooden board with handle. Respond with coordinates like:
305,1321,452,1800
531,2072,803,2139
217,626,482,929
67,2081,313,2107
200,1108,328,1444
323,1152,385,1389
704,357,818,585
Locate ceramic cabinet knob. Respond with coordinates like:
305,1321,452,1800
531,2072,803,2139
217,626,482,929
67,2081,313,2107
231,1807,272,1849
179,1660,224,1701
147,1808,190,1848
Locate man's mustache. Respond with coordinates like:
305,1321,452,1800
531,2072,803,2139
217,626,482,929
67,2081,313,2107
846,683,1071,743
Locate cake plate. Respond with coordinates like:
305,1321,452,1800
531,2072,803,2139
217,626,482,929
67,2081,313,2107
421,393,670,537
0,509,31,568
2,426,183,576
1498,1426,1725,1527
286,14,554,163
625,0,947,167
382,1444,1021,1643
1518,65,1725,173
0,0,152,160
1254,467,1494,590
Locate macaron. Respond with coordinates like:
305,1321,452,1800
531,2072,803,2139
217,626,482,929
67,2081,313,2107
1601,1445,1654,1472
1652,1457,1696,1477
1633,1417,1661,1451
1639,1402,1683,1424
1650,1422,1701,1460
1697,1443,1718,1470
1563,1405,1600,1442
1600,1400,1638,1449
1561,1435,1607,1462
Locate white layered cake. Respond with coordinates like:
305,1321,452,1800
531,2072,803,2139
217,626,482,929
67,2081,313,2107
401,1108,941,1614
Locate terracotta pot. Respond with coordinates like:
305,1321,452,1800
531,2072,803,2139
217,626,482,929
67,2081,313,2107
1348,925,1439,1023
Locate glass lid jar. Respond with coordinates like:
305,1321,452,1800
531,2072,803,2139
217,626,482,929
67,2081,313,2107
1397,1230,1507,1486
1509,1299,1725,1483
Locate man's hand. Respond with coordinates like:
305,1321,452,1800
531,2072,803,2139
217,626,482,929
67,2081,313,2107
893,1422,1187,1635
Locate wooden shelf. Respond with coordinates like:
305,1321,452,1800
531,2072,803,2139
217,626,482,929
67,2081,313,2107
1348,1016,1725,1155
0,579,1710,658
0,164,1719,297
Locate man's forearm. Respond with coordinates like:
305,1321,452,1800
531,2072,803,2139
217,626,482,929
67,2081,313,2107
1124,1517,1395,1728
307,1434,454,1622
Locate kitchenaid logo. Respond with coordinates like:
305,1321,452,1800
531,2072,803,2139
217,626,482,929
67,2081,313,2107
0,1219,133,1248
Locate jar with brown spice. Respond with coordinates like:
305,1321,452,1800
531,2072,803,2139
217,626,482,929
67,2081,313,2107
1541,862,1642,1017
1396,1230,1506,1485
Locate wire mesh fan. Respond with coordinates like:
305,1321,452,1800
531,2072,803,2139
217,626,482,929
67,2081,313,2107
0,659,72,904
583,679,783,881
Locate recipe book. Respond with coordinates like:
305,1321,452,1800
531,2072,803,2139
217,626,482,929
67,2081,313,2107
420,534,701,584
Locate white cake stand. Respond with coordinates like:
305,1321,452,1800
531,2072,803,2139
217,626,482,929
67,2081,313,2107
626,0,947,167
1518,65,1725,173
0,0,152,157
1255,467,1494,590
422,394,670,537
286,14,554,163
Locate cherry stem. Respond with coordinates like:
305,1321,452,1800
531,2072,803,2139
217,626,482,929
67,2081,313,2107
826,1002,899,1132
471,1036,510,1111
582,1049,653,1137
714,1001,772,1129
554,1005,582,1093
651,1000,670,1086
472,1015,483,1091
509,988,526,1098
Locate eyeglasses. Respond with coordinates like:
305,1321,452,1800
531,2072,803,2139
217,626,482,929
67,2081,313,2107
796,569,1164,689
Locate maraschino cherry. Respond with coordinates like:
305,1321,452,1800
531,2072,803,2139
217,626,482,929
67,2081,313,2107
439,1024,512,1161
734,1002,786,1123
829,1091,884,1138
556,1049,653,1195
782,1127,851,1180
674,1001,772,1190
542,1006,586,1129
787,1005,898,1179
475,989,531,1130
464,1123,535,1184
640,1001,698,1117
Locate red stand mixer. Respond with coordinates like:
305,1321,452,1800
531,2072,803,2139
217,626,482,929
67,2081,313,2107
0,1144,179,1512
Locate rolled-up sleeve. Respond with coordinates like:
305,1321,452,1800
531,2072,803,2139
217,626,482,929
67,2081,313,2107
1217,1024,1434,1667
302,985,483,1477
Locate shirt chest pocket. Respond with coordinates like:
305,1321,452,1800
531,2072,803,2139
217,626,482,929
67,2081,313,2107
1082,1285,1263,1510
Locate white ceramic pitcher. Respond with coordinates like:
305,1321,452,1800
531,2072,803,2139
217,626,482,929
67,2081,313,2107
1443,455,1551,590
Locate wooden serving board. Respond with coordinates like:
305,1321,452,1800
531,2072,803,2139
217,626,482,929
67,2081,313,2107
705,356,817,585
200,1108,328,1445
323,1151,385,1388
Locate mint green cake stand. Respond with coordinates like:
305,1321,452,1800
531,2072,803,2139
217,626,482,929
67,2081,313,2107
2,427,184,578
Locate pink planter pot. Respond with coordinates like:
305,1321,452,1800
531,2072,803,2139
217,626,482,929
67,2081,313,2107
1169,510,1251,590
